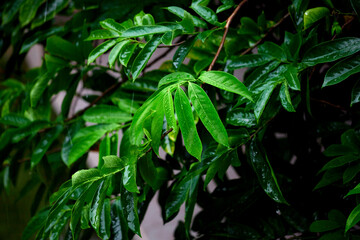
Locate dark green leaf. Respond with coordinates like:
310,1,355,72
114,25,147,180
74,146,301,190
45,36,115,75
45,54,68,73
304,7,330,30
22,208,49,240
61,120,83,165
30,73,51,108
279,82,295,112
310,220,342,232
0,113,30,127
227,54,274,70
190,3,222,26
302,38,360,66
344,163,360,183
166,6,207,28
31,0,69,29
351,80,360,106
351,0,360,16
173,36,196,70
254,83,277,120
226,108,256,127
346,183,360,197
20,27,64,54
283,64,300,91
2,0,26,25
31,125,63,168
319,154,359,173
46,36,82,62
188,82,229,146
346,204,360,232
83,105,132,124
324,54,360,87
131,34,162,80
165,177,192,219
99,135,111,169
174,87,202,160
199,71,253,101
123,155,139,193
19,0,44,27
111,198,129,240
248,139,288,204
98,198,111,240
184,175,199,236
164,88,178,141
258,42,287,61
121,186,141,236
314,168,342,190
119,42,137,67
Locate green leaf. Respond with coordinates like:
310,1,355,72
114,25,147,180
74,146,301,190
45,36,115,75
248,139,288,204
158,72,195,88
98,198,111,240
352,80,360,106
226,108,256,128
284,31,302,61
304,7,330,30
22,208,49,240
184,175,200,236
131,34,162,80
31,125,63,169
310,220,342,232
119,42,138,67
45,54,68,73
227,54,274,70
314,168,343,190
19,0,44,27
279,82,295,112
164,88,178,141
283,64,301,91
258,42,287,61
72,169,101,187
180,11,195,33
166,6,207,28
108,40,130,68
31,0,69,29
320,154,359,173
123,155,139,193
99,135,110,169
61,120,83,165
90,177,111,237
191,3,222,26
46,36,82,62
68,124,120,166
173,36,196,70
188,82,229,146
85,29,121,41
344,163,360,183
346,183,360,197
101,155,125,175
100,18,126,33
174,87,203,160
88,39,118,65
111,198,129,240
199,71,253,102
11,120,49,143
150,99,165,155
49,209,71,240
120,25,171,38
83,105,132,124
302,38,360,66
0,113,30,127
165,177,192,219
2,0,26,25
139,154,167,190
323,54,360,87
121,186,141,236
254,83,277,120
30,73,51,108
346,204,360,232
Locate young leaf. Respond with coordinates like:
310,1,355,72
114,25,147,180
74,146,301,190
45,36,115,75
323,54,360,87
248,139,288,204
174,87,203,160
131,34,162,80
158,72,195,88
188,82,229,146
227,54,275,70
304,7,330,30
88,39,119,65
199,71,253,101
83,105,132,124
302,38,360,66
31,125,63,169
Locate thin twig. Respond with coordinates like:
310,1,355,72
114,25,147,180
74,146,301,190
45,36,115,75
158,40,186,48
249,116,276,140
240,12,290,56
208,0,248,71
65,80,124,122
311,97,347,111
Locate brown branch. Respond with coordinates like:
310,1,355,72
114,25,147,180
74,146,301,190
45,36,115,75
65,80,124,122
208,0,248,71
240,12,290,56
311,97,347,111
158,40,186,48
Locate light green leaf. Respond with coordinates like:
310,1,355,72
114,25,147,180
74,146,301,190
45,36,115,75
120,25,171,38
31,125,63,169
346,204,360,232
199,71,253,101
180,11,195,33
191,3,222,26
100,18,126,33
88,39,118,65
164,88,178,141
302,38,360,66
227,54,275,70
68,124,120,166
323,54,360,87
188,82,229,146
304,7,330,30
131,34,162,80
174,87,203,160
101,155,125,175
248,139,288,204
108,40,130,68
166,6,207,28
83,105,132,124
85,29,121,41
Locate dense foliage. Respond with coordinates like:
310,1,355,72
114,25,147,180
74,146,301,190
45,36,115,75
2,0,360,239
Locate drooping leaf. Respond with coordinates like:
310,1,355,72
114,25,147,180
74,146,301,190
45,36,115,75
108,40,130,68
163,88,178,141
188,82,229,146
184,175,200,236
248,139,288,204
323,54,360,87
302,38,360,66
83,105,132,124
304,7,330,30
111,198,129,240
88,39,119,65
131,34,162,80
174,87,202,160
31,125,63,168
165,177,192,220
254,83,277,120
199,71,253,101
123,155,139,193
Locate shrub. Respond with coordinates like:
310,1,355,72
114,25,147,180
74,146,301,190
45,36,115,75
1,0,360,239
